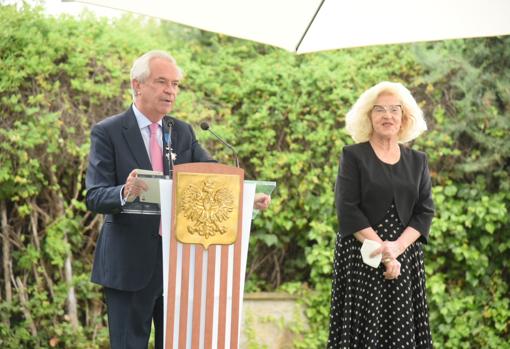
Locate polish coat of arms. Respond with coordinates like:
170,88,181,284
175,173,240,248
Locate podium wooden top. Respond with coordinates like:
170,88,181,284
174,162,244,177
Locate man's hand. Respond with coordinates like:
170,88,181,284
122,169,148,202
253,193,271,211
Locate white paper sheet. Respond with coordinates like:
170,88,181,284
360,239,382,268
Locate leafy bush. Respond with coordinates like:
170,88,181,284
0,3,508,348
0,4,171,348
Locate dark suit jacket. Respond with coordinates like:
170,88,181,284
335,142,434,243
85,106,213,291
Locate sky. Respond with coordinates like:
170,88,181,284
44,0,123,18
5,0,126,18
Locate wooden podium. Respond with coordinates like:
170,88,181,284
159,163,262,349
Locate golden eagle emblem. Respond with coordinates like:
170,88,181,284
174,172,241,248
181,178,234,239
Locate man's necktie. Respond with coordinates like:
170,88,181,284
149,123,164,172
149,123,163,236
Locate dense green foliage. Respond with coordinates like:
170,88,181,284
0,3,509,348
411,38,510,348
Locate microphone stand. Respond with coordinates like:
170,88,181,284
163,116,175,178
200,122,239,168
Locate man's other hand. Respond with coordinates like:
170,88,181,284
254,193,271,211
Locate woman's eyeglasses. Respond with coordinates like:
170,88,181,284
372,105,402,116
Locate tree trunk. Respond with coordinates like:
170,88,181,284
1,200,12,326
64,248,79,329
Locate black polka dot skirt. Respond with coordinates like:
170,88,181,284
328,204,433,348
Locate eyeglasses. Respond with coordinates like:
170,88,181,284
372,105,402,116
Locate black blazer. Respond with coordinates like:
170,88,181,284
85,106,213,291
335,142,434,243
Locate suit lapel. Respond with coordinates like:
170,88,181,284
170,118,178,153
122,107,152,170
165,116,179,175
162,126,170,176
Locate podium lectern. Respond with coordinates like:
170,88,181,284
158,163,275,349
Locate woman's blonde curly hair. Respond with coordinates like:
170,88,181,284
345,81,427,143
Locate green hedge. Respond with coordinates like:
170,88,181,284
0,4,508,348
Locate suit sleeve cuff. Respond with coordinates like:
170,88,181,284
120,185,127,206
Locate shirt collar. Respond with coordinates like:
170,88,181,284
132,103,162,129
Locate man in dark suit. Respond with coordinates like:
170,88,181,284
86,50,270,349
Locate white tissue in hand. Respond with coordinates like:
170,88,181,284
360,239,382,268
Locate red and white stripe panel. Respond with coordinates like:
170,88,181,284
160,180,256,349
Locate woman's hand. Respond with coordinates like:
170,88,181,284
371,240,405,261
383,258,401,280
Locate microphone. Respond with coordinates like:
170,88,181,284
200,121,239,168
163,116,175,177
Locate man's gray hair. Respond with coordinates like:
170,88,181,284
130,50,183,99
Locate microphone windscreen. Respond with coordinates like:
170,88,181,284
200,121,210,131
163,116,174,129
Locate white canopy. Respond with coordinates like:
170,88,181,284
67,0,510,53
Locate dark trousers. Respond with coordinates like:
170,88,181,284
104,240,164,349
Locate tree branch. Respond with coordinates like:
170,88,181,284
29,201,55,299
14,276,37,336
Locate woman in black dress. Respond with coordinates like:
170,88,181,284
328,81,434,348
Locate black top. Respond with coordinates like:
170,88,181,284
335,142,434,243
